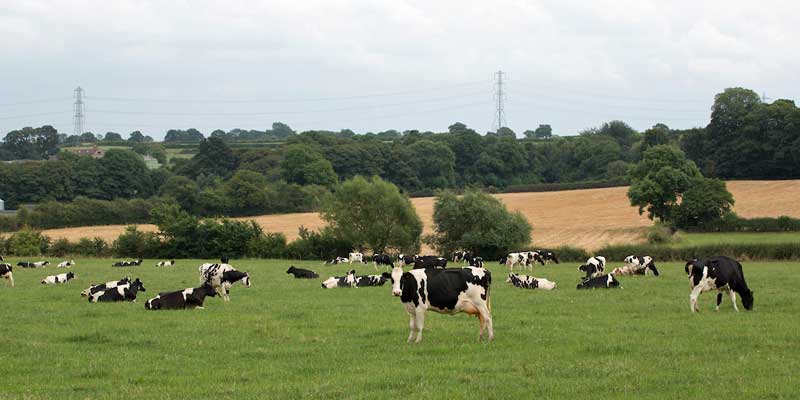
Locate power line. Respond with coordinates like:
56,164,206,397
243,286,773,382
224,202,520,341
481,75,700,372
0,97,73,108
0,111,72,120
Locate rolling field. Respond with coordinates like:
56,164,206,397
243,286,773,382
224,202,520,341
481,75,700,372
38,180,800,252
1,258,798,399
675,232,800,247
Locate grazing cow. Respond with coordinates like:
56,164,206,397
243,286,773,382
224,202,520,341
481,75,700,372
18,261,49,268
355,274,388,287
413,256,448,270
348,252,365,264
372,254,394,270
685,256,753,313
397,254,417,268
199,263,251,302
321,270,357,288
113,259,143,267
286,266,319,279
89,279,146,303
579,256,606,279
145,283,218,310
576,274,620,289
389,265,493,343
81,277,131,297
57,260,75,268
623,255,659,276
536,250,560,264
0,263,13,287
506,273,557,290
42,272,76,285
156,260,176,267
504,252,540,270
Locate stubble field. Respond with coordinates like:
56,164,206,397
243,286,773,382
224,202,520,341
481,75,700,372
1,257,798,399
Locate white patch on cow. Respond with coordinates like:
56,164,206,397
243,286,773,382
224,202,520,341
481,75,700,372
535,277,557,290
321,276,339,289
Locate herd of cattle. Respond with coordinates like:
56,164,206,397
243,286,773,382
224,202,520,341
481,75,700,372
0,250,754,343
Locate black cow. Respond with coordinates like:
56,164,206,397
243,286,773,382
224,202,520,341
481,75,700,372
355,274,388,287
88,279,146,302
145,283,218,310
576,274,620,289
0,263,13,287
685,256,753,313
81,277,131,297
413,256,448,269
286,266,319,279
372,254,394,270
388,265,493,343
536,250,560,264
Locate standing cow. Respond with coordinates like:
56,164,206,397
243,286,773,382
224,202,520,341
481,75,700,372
623,255,659,276
389,265,493,343
348,252,365,264
579,256,606,279
372,254,394,270
199,262,251,302
685,256,753,313
0,263,13,287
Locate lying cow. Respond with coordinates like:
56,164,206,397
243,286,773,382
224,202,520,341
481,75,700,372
286,266,319,279
685,256,753,313
413,255,448,269
579,256,606,279
623,255,659,276
355,274,387,287
42,272,76,285
145,283,218,310
113,259,143,267
199,262,251,302
89,278,146,303
321,270,357,288
81,276,131,297
0,263,13,287
326,256,349,265
57,260,75,268
506,273,557,290
372,254,394,270
18,261,49,268
389,265,493,343
156,260,176,267
576,274,620,289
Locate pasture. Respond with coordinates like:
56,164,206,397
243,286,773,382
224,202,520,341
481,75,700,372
674,232,800,246
1,258,798,399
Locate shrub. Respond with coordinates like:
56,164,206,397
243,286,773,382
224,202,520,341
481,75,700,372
285,226,357,260
6,229,50,256
112,226,164,258
684,213,800,233
246,232,288,259
544,246,590,262
49,238,72,257
597,243,800,261
646,224,677,244
74,237,111,257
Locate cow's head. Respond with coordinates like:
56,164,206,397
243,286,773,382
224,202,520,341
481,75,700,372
684,259,706,287
200,283,218,297
390,265,404,296
66,272,75,280
132,279,146,292
624,255,635,264
741,289,754,310
242,272,251,287
579,263,597,278
499,257,507,265
286,266,296,274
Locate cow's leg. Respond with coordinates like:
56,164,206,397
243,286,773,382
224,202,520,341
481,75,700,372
373,261,378,271
715,293,723,311
690,286,703,313
729,289,739,312
413,311,425,344
476,302,494,341
407,314,416,343
8,274,14,287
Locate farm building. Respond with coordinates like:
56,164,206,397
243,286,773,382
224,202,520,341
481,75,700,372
64,145,105,158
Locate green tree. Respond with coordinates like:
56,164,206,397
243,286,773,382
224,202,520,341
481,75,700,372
180,137,238,179
627,145,703,222
426,190,531,259
534,124,552,139
672,178,735,229
321,176,422,253
281,144,338,186
79,132,97,143
160,175,199,212
98,149,151,199
223,170,272,215
403,140,455,189
2,125,59,159
103,132,123,142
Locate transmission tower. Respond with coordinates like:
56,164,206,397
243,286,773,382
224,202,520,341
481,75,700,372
73,86,84,135
492,70,506,131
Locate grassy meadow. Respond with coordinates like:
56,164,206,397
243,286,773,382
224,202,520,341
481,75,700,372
1,257,798,399
674,232,800,246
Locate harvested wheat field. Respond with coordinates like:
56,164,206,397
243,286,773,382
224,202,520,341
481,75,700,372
40,180,800,251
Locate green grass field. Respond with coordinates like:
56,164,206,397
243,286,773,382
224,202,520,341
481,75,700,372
675,232,800,246
1,258,798,399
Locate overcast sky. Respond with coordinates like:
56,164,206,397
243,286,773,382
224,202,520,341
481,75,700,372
1,0,798,139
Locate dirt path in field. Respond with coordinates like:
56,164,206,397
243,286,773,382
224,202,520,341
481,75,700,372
38,180,800,251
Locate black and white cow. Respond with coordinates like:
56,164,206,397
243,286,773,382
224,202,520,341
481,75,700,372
623,255,659,276
113,259,143,267
413,255,448,269
18,261,49,268
372,254,394,270
579,256,606,279
397,254,418,268
156,260,176,267
145,283,218,310
685,256,753,313
468,257,484,269
321,270,357,289
576,274,620,289
42,271,76,285
57,260,75,268
504,252,540,270
0,263,13,287
199,263,251,302
89,278,146,302
506,273,557,290
348,252,365,264
452,251,475,264
355,274,388,287
286,266,319,279
536,250,559,264
326,256,349,265
389,265,493,343
81,276,131,297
